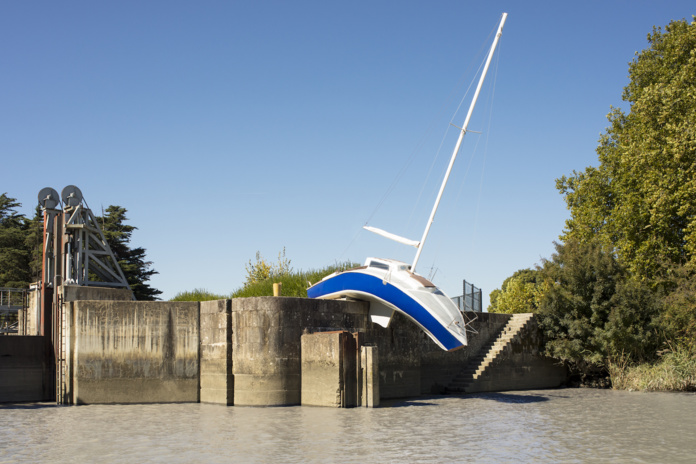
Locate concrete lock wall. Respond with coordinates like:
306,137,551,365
68,300,199,404
231,297,370,406
363,312,510,398
5,294,566,406
0,336,52,402
418,312,513,394
465,316,567,393
200,299,233,405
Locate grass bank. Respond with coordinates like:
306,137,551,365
170,261,359,302
609,347,696,392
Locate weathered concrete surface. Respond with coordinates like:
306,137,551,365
60,285,133,302
361,345,379,407
358,312,508,398
200,300,233,405
368,312,423,399
0,336,51,402
301,331,358,407
69,300,199,404
42,295,564,406
20,288,38,335
230,298,566,405
463,315,567,393
231,297,369,406
418,312,511,394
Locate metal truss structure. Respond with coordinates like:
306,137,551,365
38,185,133,296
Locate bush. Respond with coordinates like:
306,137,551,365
232,261,358,298
609,346,696,391
170,288,226,302
171,261,360,301
488,268,547,314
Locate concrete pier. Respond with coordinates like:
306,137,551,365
301,331,358,407
231,297,368,406
200,300,234,405
361,345,379,407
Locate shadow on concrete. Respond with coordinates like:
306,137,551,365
0,402,58,410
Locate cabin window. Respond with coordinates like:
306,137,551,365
368,261,389,271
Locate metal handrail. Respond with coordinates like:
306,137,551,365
0,287,28,311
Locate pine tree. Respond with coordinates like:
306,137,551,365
0,193,31,288
24,206,44,284
98,205,162,300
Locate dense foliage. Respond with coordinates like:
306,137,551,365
536,239,661,367
557,18,696,279
488,269,545,314
489,18,696,388
0,194,33,288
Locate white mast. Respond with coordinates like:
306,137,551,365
411,12,507,273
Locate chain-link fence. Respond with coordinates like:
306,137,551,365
451,280,482,312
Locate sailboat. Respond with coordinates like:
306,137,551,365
307,13,508,352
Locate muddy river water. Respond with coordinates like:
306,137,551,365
2,388,695,463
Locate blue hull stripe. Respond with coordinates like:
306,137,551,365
307,272,463,351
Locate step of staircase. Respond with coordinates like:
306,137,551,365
448,313,534,392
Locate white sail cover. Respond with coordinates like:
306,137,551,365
363,226,420,248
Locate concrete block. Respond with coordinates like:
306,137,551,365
361,345,379,407
231,297,368,406
301,331,358,407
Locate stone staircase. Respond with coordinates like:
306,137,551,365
448,313,535,393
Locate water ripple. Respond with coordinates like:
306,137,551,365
1,389,695,463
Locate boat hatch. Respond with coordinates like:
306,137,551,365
368,260,390,271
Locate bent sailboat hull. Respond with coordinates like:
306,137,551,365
307,268,467,351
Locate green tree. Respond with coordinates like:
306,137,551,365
24,206,44,283
657,262,696,353
98,205,162,300
536,238,660,374
0,193,31,288
537,239,623,369
488,268,546,314
557,17,696,280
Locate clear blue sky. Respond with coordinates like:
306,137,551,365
2,1,693,307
